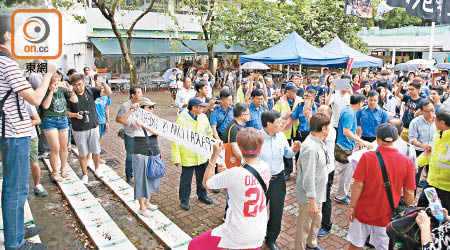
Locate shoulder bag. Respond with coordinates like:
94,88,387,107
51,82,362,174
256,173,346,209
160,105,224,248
224,124,241,168
243,163,267,194
142,128,166,179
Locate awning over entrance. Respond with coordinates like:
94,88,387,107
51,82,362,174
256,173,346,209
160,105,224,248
90,38,245,57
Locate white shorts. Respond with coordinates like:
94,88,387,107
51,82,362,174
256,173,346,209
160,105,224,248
73,126,101,157
347,218,389,250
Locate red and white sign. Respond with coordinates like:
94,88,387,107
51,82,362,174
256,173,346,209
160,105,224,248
346,57,354,74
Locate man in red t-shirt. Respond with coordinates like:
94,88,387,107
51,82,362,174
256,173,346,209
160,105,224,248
346,123,416,250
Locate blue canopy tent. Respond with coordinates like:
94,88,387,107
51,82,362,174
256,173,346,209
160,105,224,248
322,37,383,68
239,31,349,67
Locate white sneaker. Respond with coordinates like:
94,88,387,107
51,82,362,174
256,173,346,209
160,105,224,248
95,169,103,178
147,203,158,211
138,210,152,218
81,175,88,184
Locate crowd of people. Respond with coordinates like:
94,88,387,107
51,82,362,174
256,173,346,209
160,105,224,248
1,14,450,250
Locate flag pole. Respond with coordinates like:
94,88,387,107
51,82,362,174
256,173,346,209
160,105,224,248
428,22,435,61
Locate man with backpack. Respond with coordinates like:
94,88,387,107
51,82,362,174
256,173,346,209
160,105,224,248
67,73,112,184
0,15,56,250
346,123,415,250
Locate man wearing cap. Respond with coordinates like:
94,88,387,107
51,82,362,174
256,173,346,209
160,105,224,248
273,82,302,180
306,75,323,105
236,77,252,104
346,123,415,250
171,97,214,211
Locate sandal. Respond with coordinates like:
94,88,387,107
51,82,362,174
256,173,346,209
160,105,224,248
51,174,63,183
60,168,69,178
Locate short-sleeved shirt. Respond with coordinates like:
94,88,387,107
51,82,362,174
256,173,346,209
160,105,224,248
290,103,318,133
223,119,243,143
25,102,38,139
117,100,134,137
337,106,357,150
210,105,234,134
41,88,71,117
408,115,436,152
95,95,111,124
0,53,32,138
353,146,416,227
330,92,351,128
401,95,422,129
68,87,101,131
356,105,389,138
306,84,323,104
246,102,267,130
206,162,271,249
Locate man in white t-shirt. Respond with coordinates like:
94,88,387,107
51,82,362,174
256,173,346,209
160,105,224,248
325,86,351,131
189,128,271,250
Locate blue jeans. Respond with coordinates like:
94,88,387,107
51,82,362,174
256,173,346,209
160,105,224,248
179,162,208,203
124,134,134,180
1,137,30,249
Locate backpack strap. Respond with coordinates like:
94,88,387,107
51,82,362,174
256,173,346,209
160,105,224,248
376,150,396,217
243,163,267,193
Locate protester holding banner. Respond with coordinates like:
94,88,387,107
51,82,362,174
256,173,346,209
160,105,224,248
116,86,143,184
189,128,271,250
121,98,161,218
171,97,214,211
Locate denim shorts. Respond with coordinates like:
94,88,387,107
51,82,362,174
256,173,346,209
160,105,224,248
41,116,69,131
99,123,107,137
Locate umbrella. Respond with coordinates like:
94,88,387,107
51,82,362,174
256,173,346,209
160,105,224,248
434,63,450,70
162,68,183,82
392,63,418,72
240,62,270,70
406,59,434,68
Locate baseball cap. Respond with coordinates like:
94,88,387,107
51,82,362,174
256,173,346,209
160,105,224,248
376,123,398,142
285,82,299,92
188,97,207,107
311,75,319,79
138,97,155,107
241,78,248,84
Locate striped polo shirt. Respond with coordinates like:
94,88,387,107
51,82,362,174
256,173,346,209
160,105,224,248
0,51,32,138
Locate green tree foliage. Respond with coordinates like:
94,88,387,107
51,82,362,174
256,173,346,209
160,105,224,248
377,8,425,29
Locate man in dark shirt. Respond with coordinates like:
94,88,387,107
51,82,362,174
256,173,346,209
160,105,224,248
68,74,112,184
395,79,423,141
306,75,323,105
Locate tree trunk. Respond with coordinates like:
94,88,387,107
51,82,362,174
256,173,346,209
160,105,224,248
208,43,214,73
123,50,137,86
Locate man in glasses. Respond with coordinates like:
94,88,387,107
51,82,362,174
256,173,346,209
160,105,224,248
294,113,330,250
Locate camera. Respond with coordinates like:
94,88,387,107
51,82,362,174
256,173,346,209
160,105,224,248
78,110,90,123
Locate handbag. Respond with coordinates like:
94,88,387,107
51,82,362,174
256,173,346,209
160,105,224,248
243,164,267,193
334,144,352,164
224,124,241,168
142,128,166,179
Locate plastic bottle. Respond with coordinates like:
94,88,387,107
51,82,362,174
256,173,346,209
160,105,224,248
424,187,444,222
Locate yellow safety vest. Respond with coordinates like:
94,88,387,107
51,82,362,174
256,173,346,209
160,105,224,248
273,95,302,139
171,110,213,167
418,129,450,192
236,87,247,104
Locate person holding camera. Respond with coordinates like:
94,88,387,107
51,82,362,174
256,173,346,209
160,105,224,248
210,90,234,141
415,208,450,250
67,74,112,184
41,74,78,182
188,128,271,250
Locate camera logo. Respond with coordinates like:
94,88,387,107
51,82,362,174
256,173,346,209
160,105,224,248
11,9,62,59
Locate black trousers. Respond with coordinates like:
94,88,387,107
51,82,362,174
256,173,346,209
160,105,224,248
179,162,208,203
265,172,286,243
321,170,335,231
283,139,294,175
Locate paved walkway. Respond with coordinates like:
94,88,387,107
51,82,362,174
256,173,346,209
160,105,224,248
101,91,355,250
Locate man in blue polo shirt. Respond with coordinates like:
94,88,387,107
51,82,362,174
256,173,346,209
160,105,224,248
334,94,373,205
306,75,323,105
283,89,318,142
246,89,267,129
356,91,389,142
210,90,234,140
